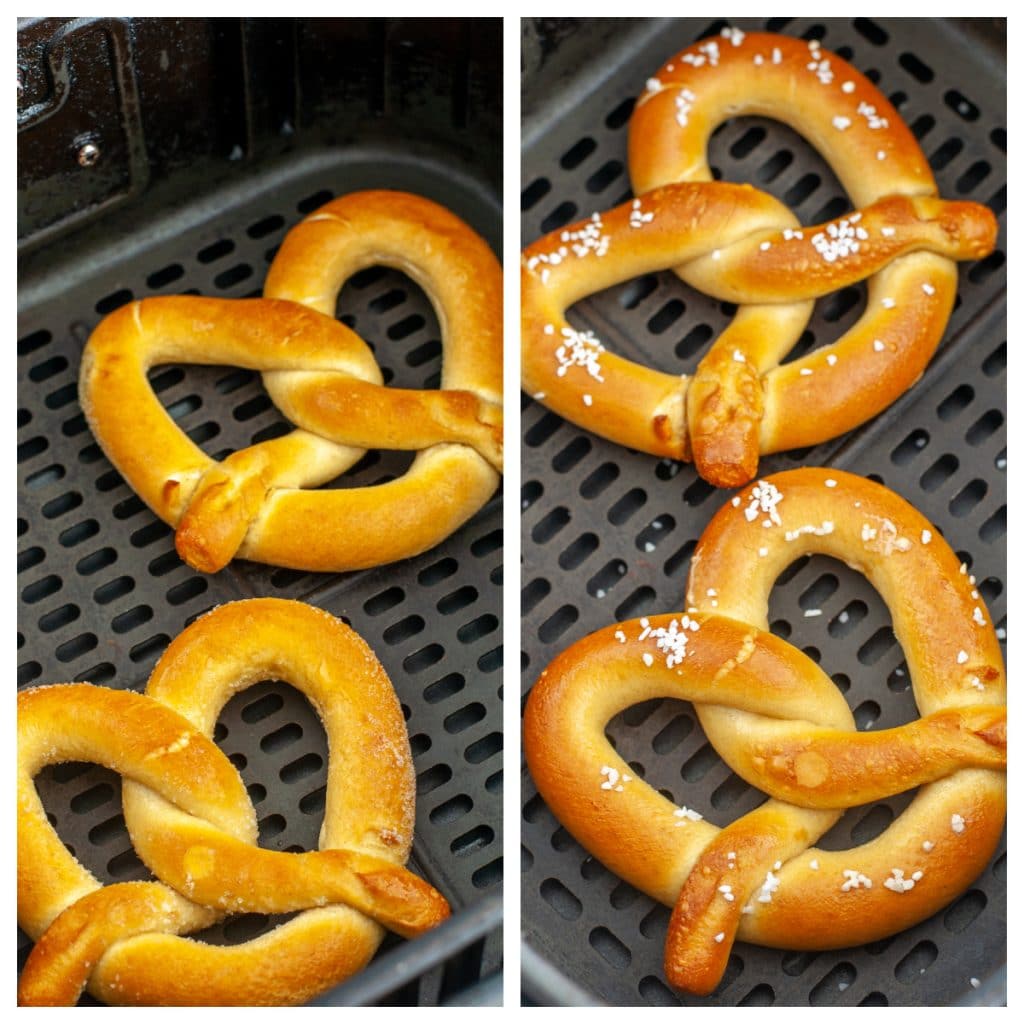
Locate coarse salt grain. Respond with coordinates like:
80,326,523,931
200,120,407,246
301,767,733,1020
675,88,697,128
951,814,966,834
921,530,931,544
883,868,919,893
746,480,784,526
873,339,886,352
841,870,872,892
825,479,837,488
674,806,703,825
957,650,968,664
922,840,934,852
922,282,935,295
555,325,605,382
758,870,780,903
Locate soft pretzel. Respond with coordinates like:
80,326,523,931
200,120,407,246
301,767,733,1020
82,190,503,574
521,31,997,487
524,468,1005,995
18,599,450,1006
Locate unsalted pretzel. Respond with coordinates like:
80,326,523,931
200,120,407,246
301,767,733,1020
18,599,450,1006
521,31,997,487
82,190,503,574
524,468,1005,995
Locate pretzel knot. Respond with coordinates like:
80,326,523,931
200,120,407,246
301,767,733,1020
524,468,1005,996
18,599,450,1006
82,190,503,574
521,31,997,487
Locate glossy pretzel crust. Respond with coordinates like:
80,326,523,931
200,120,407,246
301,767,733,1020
524,469,1005,995
82,191,503,573
18,600,450,1005
521,32,996,486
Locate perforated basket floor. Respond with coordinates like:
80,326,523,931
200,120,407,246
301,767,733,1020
17,145,503,1005
520,17,1005,1008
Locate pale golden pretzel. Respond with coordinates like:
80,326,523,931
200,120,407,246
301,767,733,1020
521,31,996,487
18,599,450,1006
524,468,1005,995
82,190,503,574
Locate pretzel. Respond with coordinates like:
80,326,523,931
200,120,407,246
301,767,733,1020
524,468,1005,995
81,190,503,574
18,599,450,1005
521,31,997,487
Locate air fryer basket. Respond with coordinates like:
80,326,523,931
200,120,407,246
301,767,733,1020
520,17,1005,1007
18,17,502,1006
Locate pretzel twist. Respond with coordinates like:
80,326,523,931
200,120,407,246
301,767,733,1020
521,32,996,487
524,468,1005,995
82,191,503,574
18,599,450,1006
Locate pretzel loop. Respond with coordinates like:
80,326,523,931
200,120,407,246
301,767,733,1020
18,600,450,1006
521,32,997,486
82,191,503,574
524,469,1005,995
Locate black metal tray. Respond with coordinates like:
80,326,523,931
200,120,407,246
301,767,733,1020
18,144,503,1005
520,16,1005,1007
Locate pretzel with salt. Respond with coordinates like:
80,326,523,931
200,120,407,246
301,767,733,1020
82,190,502,574
524,468,1005,995
18,599,450,1006
521,31,996,487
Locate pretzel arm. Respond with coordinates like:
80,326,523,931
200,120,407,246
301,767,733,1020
264,373,503,471
80,296,380,525
629,33,937,205
241,446,499,572
90,911,381,1007
522,183,797,459
679,195,995,304
718,705,1006,808
18,883,215,1007
525,615,852,905
664,804,837,996
18,684,254,937
264,190,502,401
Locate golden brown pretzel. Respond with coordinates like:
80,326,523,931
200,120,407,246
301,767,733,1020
524,468,1005,995
521,31,996,487
82,190,503,574
18,599,450,1006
